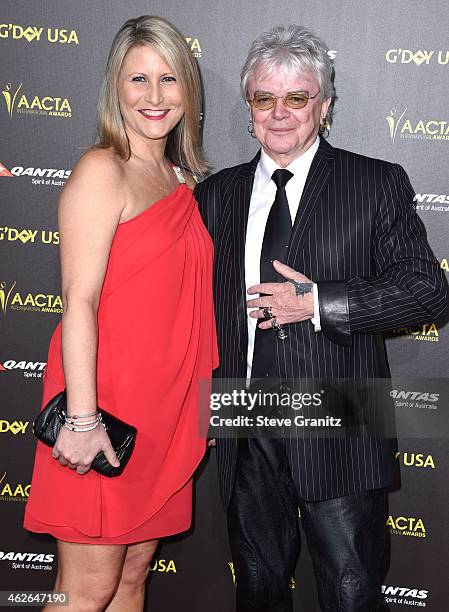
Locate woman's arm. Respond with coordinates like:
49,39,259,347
52,148,126,474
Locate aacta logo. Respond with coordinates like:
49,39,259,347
0,24,79,44
0,280,16,316
386,107,449,143
387,515,426,537
386,48,449,65
2,82,72,118
1,82,22,118
395,452,436,469
0,281,63,316
185,37,202,58
228,561,236,585
0,471,30,500
391,323,439,342
0,162,13,176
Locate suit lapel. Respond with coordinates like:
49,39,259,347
229,140,334,356
232,152,260,358
287,137,335,263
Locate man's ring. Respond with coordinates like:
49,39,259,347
263,306,273,319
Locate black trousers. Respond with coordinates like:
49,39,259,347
228,438,388,612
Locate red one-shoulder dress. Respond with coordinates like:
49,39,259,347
24,181,218,544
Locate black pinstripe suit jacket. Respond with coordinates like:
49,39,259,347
194,137,448,508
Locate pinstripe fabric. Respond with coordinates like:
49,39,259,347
195,137,449,508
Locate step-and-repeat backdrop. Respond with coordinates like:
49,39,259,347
1,1,448,610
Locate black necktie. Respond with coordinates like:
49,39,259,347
260,169,293,283
251,169,293,379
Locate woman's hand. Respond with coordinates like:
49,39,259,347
52,425,120,475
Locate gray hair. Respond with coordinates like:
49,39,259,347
241,25,335,124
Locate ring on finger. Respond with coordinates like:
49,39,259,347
271,316,280,330
262,306,273,319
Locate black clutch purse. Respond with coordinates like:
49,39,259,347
33,390,137,477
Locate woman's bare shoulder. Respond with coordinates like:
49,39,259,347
66,147,125,187
59,147,127,222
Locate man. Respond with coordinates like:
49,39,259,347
195,25,448,612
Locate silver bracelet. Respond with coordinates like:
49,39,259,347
67,411,99,420
64,413,102,432
65,416,99,427
64,420,101,432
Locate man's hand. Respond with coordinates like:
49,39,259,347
247,260,315,330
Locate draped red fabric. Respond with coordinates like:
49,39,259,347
24,185,218,543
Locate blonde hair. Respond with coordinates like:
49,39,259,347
96,15,206,176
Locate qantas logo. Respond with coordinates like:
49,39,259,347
0,162,13,176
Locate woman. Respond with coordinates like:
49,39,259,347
24,15,217,611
